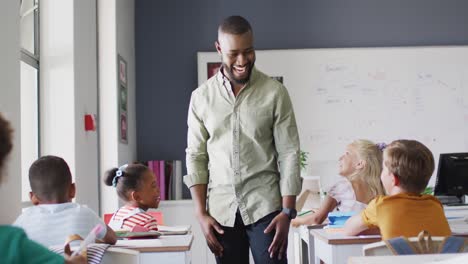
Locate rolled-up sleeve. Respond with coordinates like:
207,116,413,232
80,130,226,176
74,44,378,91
273,86,302,196
184,91,210,188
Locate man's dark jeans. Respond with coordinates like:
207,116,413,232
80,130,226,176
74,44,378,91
214,210,288,264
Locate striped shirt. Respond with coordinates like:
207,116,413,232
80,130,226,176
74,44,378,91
13,203,106,247
50,243,109,264
111,206,158,231
328,177,367,212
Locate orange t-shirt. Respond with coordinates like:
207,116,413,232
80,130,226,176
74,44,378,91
361,193,451,240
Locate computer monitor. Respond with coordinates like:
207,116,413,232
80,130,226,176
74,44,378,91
434,153,468,204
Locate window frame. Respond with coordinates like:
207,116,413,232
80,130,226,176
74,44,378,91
20,0,40,205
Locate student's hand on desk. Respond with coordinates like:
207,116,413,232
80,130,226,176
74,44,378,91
291,212,321,227
291,216,306,227
264,212,290,260
197,213,224,257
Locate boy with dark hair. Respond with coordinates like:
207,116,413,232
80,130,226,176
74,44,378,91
343,139,451,239
28,155,73,203
0,113,85,263
14,155,117,247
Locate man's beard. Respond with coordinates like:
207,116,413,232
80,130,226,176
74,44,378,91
223,61,255,84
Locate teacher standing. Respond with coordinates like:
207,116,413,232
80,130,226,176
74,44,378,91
184,15,302,263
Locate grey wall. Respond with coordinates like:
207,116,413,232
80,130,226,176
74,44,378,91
135,0,468,176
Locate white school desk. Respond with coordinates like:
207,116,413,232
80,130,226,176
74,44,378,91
444,205,468,235
310,225,468,264
348,253,468,264
101,234,193,264
292,224,327,264
311,229,381,264
299,205,468,264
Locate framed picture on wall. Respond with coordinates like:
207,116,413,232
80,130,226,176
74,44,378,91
119,55,127,85
120,112,128,143
120,84,127,112
118,54,128,144
207,62,221,79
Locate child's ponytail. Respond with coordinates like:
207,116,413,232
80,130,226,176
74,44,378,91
104,168,120,187
103,164,149,202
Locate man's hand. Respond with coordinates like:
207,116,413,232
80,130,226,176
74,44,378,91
264,212,290,260
197,213,224,257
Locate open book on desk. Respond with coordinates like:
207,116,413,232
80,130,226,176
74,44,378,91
115,225,191,239
157,225,191,235
115,230,162,239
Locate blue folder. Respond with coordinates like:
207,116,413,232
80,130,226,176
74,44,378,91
327,211,357,228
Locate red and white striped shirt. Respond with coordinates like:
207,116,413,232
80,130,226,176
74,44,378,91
111,206,158,231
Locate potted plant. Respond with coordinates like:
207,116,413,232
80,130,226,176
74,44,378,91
300,150,308,175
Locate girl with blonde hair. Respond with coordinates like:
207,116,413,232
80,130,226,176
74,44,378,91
292,139,385,227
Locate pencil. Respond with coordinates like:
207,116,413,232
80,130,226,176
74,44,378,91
298,209,314,216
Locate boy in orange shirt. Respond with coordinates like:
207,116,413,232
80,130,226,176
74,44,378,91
343,139,451,239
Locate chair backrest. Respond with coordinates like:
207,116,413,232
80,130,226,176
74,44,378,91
103,211,164,226
364,237,468,256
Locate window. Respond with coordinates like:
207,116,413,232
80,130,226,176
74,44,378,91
20,0,40,202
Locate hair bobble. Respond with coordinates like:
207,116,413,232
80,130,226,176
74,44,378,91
377,142,387,151
112,164,128,187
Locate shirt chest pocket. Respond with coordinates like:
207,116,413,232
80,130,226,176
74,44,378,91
240,109,273,138
203,109,232,135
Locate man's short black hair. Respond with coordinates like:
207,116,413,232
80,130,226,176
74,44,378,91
218,15,252,35
29,155,72,202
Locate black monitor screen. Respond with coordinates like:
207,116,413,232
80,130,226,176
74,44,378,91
434,153,468,197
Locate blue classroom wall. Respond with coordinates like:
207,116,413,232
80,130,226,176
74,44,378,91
135,0,468,198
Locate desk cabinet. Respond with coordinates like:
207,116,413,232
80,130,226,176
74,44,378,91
158,200,216,264
102,236,193,264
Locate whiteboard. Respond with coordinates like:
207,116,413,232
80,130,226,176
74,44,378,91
197,46,468,189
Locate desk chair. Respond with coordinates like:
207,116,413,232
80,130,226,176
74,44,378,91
363,231,468,256
103,211,164,226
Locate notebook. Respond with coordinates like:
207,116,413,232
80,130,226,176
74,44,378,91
115,230,161,239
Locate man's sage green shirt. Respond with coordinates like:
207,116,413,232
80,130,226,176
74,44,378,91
184,67,302,227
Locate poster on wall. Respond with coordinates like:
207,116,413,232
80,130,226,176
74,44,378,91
118,54,128,144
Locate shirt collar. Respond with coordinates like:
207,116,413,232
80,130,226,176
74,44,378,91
216,66,257,90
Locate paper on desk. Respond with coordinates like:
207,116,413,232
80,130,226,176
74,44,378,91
158,225,191,232
425,253,468,264
157,225,191,235
448,218,468,235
